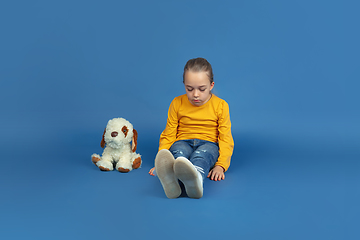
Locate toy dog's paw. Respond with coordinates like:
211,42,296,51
96,160,114,171
99,166,111,171
91,154,101,165
132,157,142,169
115,161,131,173
117,167,130,173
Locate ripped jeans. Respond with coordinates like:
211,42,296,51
169,139,219,179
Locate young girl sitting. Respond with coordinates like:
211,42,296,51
149,57,234,199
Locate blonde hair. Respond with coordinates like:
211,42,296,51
183,57,214,84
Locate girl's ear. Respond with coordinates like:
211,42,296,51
132,129,138,152
101,128,106,148
210,81,215,91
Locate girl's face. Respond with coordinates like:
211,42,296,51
184,70,214,106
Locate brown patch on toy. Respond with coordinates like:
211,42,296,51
92,156,101,165
132,129,138,152
121,126,128,137
118,167,130,173
132,157,141,169
99,166,110,171
101,128,106,148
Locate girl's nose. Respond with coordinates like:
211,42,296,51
194,89,199,97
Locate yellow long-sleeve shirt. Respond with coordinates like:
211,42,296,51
159,94,234,172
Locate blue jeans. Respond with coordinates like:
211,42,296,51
169,139,219,179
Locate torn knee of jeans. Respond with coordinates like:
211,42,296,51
172,150,184,155
195,150,207,154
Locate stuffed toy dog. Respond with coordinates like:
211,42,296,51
91,118,142,173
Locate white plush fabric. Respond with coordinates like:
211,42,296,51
91,118,141,172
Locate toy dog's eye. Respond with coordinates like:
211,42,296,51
121,126,129,136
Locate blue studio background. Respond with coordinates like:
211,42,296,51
1,0,359,239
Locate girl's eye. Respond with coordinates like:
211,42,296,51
187,88,193,91
200,89,206,92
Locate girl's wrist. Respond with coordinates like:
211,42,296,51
215,165,225,172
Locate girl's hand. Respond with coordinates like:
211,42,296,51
207,165,225,181
149,167,155,176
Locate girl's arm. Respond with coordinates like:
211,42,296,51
216,101,234,172
150,97,180,176
158,98,179,151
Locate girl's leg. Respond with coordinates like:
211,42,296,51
189,141,219,179
174,157,203,199
155,149,181,199
155,140,192,199
170,140,204,198
169,140,193,159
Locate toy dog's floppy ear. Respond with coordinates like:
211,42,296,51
132,129,138,152
101,128,106,148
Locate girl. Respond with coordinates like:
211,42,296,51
149,57,234,199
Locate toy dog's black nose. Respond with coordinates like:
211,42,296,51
111,131,118,137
